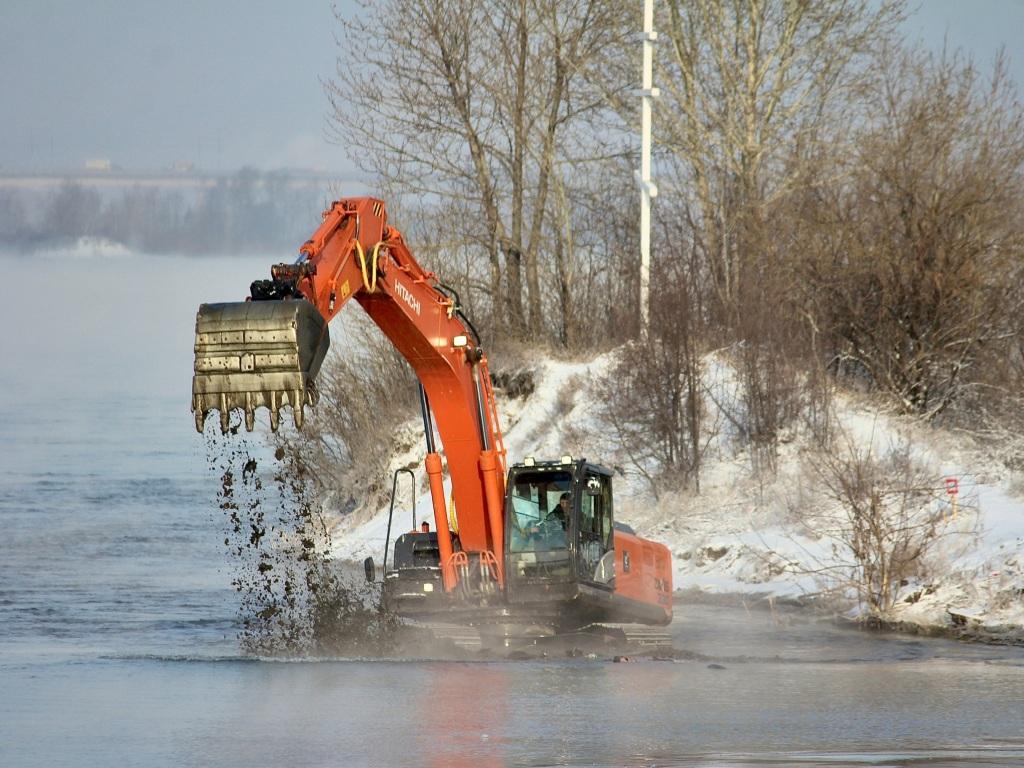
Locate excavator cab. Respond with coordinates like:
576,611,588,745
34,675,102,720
378,531,449,614
503,458,671,630
504,459,616,610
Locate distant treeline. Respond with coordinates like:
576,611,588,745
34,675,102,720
0,168,330,255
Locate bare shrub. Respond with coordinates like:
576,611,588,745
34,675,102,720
731,301,805,473
595,257,704,495
793,434,964,616
800,335,839,450
950,388,1024,473
705,216,819,472
275,314,419,514
946,271,1024,469
797,47,1024,420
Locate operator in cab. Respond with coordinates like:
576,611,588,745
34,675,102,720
516,489,573,548
548,492,571,529
534,491,570,548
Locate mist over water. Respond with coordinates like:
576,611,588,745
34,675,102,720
3,252,1024,767
0,252,267,664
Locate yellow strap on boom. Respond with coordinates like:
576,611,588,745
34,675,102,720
448,491,459,534
354,240,378,293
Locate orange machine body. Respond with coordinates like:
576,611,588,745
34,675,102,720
612,531,673,623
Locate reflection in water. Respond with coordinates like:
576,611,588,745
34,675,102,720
6,649,1024,767
415,664,510,768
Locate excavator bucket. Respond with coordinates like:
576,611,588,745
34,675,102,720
191,300,329,433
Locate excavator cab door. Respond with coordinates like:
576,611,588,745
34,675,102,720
577,470,615,589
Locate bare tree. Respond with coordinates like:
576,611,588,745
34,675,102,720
796,46,1024,419
328,0,630,341
551,155,648,348
656,0,903,321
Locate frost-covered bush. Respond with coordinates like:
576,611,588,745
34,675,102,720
796,435,961,616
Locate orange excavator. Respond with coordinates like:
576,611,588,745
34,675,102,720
192,197,672,645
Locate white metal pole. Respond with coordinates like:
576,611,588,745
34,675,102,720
638,0,659,337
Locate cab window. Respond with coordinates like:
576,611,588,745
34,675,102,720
508,471,571,553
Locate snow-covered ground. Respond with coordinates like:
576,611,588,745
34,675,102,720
328,351,1024,639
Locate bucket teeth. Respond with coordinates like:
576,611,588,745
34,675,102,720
190,387,318,434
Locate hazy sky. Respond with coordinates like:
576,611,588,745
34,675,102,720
0,0,356,173
1,0,1022,175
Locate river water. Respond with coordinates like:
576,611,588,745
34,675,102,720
3,253,1024,768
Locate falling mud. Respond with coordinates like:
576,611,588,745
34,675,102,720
204,414,398,658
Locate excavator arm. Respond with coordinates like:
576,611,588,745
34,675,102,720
192,197,507,590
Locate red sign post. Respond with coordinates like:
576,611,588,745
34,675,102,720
944,477,959,519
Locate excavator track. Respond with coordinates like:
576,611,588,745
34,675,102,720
408,613,674,656
577,623,674,650
415,622,484,653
